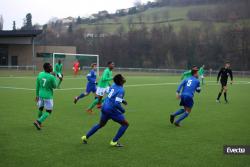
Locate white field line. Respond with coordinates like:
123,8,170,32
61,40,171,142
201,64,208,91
0,81,249,91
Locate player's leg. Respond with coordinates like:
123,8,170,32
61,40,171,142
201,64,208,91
96,96,103,108
74,85,91,104
36,98,44,118
34,99,53,130
86,87,104,112
174,96,193,127
216,82,224,102
170,108,184,124
174,107,191,127
57,73,63,88
34,98,44,129
110,114,129,147
223,85,228,103
86,96,99,113
170,95,185,124
201,76,205,85
81,113,109,144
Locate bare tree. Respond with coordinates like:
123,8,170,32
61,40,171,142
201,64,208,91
0,15,3,30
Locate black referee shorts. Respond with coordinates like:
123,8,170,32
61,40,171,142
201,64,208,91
220,80,227,87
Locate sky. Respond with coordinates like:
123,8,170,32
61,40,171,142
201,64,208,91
0,0,151,30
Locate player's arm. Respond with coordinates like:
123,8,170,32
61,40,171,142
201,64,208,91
35,77,40,101
196,81,201,93
217,68,222,82
114,91,126,113
176,80,185,98
51,76,57,89
87,71,96,83
229,69,233,83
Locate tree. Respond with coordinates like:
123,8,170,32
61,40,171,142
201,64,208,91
0,15,3,30
26,13,32,30
22,13,33,30
76,16,81,24
68,23,73,33
13,21,16,30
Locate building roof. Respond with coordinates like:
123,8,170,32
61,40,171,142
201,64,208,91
0,30,43,37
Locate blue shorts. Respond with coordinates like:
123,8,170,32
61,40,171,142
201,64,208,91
100,107,125,123
180,95,194,108
86,83,96,94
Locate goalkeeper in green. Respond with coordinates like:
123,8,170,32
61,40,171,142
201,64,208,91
33,63,57,130
55,60,63,88
86,61,114,114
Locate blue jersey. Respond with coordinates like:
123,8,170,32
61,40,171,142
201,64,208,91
86,69,96,84
177,76,201,98
102,84,125,113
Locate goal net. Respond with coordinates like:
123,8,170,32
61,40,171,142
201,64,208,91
36,52,99,76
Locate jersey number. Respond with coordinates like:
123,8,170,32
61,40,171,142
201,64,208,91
187,80,192,87
42,78,47,87
108,89,114,98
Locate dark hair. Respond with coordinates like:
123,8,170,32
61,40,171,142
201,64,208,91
91,63,97,67
191,69,198,75
113,74,125,86
107,61,114,65
43,62,51,71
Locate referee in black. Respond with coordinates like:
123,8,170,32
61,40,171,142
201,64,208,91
216,61,233,103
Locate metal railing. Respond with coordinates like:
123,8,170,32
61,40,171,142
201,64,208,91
0,65,250,77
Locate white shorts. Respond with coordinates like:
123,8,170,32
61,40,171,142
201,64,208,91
96,87,110,96
37,98,53,110
200,75,205,79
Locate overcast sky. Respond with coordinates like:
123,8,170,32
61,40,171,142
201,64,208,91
0,0,151,30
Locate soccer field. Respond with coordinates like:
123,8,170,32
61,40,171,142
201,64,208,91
0,73,250,167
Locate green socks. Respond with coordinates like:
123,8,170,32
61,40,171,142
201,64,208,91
57,80,62,88
87,98,99,110
38,110,43,118
38,112,50,123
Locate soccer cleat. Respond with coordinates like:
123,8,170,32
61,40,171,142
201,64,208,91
81,136,88,144
216,99,221,103
33,120,41,130
74,97,78,104
86,109,93,114
225,100,229,104
174,122,181,127
110,141,124,147
170,115,175,124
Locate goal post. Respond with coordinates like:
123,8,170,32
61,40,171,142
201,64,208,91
52,53,100,76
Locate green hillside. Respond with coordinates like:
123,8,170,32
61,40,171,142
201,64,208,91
76,4,249,33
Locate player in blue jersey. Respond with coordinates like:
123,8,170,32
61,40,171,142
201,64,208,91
74,63,97,104
81,74,129,147
170,68,201,127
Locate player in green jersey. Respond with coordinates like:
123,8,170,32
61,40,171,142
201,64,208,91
181,66,198,80
33,63,57,130
55,60,63,88
86,61,114,114
198,65,205,85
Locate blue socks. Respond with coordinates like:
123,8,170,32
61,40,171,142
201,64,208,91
175,111,189,124
86,123,128,142
172,109,185,116
86,124,101,138
113,125,128,142
77,93,85,100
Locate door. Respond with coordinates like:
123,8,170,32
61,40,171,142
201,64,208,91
0,46,8,66
11,56,18,66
